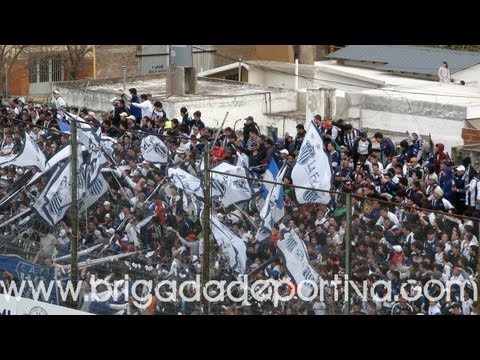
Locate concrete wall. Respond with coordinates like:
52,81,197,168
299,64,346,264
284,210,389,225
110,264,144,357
343,92,467,153
270,114,305,138
359,109,463,153
306,89,327,121
56,86,117,111
160,89,298,134
56,83,298,135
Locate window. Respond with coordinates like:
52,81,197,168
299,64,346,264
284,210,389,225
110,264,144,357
29,55,64,84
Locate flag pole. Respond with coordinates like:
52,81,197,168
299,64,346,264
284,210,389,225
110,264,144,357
69,110,79,310
201,137,211,314
344,193,352,315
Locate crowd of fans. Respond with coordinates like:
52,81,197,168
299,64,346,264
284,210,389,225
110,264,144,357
0,89,478,315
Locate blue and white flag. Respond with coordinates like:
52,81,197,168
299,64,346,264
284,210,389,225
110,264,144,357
0,133,46,171
276,231,320,298
255,165,286,242
33,160,72,227
211,215,247,275
291,122,332,204
57,117,71,133
141,135,169,164
260,158,279,199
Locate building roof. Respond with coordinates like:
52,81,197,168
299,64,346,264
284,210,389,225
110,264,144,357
327,45,480,76
197,62,250,77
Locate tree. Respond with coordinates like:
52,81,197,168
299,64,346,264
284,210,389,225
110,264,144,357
66,45,93,80
0,45,28,97
430,45,480,52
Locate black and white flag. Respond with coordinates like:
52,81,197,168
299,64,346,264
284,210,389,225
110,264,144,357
141,135,169,163
276,231,320,298
33,160,72,226
0,133,46,171
211,215,247,274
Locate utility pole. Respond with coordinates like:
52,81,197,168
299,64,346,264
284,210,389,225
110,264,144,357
122,65,127,90
69,115,79,309
344,193,352,315
201,138,211,314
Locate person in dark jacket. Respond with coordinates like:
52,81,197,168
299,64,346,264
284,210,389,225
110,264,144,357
373,132,396,165
243,116,260,143
127,88,142,121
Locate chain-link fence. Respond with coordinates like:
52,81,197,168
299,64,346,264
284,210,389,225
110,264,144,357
0,109,478,315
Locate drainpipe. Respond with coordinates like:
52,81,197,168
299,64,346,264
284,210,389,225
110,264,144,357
295,58,299,90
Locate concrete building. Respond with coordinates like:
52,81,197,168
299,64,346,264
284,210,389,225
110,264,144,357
327,45,480,85
306,58,480,153
4,46,94,99
47,45,480,155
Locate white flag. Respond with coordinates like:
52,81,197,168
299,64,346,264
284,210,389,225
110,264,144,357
168,167,204,198
211,215,247,274
26,145,71,188
141,135,169,163
235,151,249,169
211,162,252,207
0,133,46,171
276,231,320,298
291,122,331,204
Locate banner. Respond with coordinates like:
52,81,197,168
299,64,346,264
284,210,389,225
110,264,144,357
291,122,332,204
0,255,56,303
276,231,320,298
1,295,90,315
211,216,247,274
141,135,169,164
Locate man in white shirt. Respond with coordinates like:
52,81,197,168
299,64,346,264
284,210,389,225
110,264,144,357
52,90,66,117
